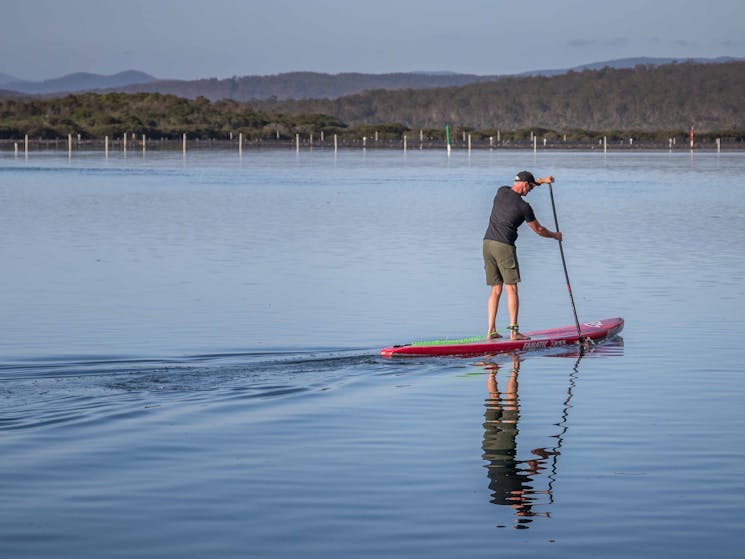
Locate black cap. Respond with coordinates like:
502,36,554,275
514,171,537,185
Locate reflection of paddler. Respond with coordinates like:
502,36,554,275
480,354,551,528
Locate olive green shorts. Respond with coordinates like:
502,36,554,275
483,239,521,285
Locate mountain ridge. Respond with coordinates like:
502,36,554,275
0,70,157,94
519,56,744,76
1,56,742,99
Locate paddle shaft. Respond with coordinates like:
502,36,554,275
547,182,584,340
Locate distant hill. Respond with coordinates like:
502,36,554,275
0,70,157,94
112,57,745,101
0,72,19,84
113,71,504,101
521,56,745,76
0,88,26,100
1,57,741,101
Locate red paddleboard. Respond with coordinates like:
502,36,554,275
380,317,624,357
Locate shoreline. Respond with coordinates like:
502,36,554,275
2,137,743,153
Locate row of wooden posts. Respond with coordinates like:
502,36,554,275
7,131,725,157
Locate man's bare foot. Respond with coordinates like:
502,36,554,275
510,332,531,340
487,330,502,339
508,326,530,341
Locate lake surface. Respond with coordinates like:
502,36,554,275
1,147,744,557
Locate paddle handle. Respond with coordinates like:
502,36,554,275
547,182,584,341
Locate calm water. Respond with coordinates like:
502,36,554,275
1,148,744,557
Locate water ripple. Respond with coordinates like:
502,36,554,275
0,349,379,432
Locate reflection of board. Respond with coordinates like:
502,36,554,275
380,317,624,357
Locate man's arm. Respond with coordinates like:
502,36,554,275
527,219,562,242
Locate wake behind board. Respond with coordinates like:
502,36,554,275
380,317,623,357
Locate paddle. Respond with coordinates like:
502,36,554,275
547,181,585,343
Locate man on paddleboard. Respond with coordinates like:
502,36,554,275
483,171,562,341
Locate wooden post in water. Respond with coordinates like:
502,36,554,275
14,142,18,157
68,133,72,157
497,130,501,143
717,138,721,153
239,132,243,156
25,134,29,157
669,138,673,151
334,134,338,152
533,136,537,152
467,134,472,153
375,131,378,143
105,136,109,157
295,133,300,152
182,133,187,156
603,136,607,153
403,134,407,152
321,130,324,143
489,136,494,148
142,134,146,155
363,136,367,149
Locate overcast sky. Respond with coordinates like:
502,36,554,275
2,0,744,81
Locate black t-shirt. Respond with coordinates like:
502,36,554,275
483,186,536,246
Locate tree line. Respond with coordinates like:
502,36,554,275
0,93,348,141
1,61,744,143
249,61,745,135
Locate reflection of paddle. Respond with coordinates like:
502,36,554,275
547,182,584,343
546,352,583,503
